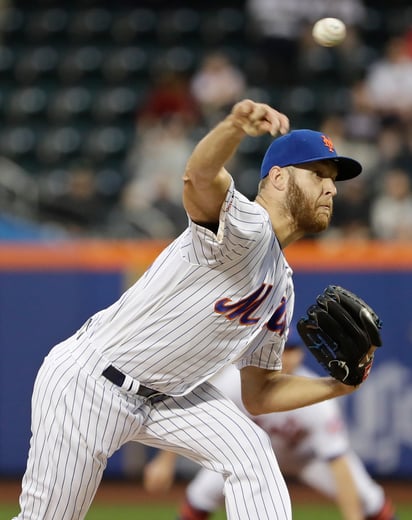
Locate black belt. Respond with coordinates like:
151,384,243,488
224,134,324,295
102,365,167,403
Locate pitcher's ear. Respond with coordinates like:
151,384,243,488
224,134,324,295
268,165,288,191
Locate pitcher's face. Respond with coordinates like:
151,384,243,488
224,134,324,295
286,161,338,234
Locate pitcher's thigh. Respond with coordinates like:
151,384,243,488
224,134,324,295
140,382,292,520
15,358,138,520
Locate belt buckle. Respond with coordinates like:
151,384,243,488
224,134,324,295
138,385,165,403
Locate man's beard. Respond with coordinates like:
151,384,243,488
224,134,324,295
286,176,332,234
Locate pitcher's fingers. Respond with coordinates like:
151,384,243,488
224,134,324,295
277,113,290,135
233,99,254,117
267,110,289,136
249,104,269,122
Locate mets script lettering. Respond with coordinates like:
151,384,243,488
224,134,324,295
215,284,287,333
266,295,286,334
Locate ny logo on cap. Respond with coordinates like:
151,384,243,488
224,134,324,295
321,135,335,153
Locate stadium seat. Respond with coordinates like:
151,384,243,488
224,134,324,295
36,126,83,165
0,46,16,79
25,7,69,42
157,8,201,44
153,45,197,74
47,86,94,123
101,46,150,83
13,46,60,83
57,45,103,83
91,87,138,122
6,86,48,122
280,86,317,118
201,8,245,44
0,126,37,160
82,126,130,163
67,7,113,43
110,8,157,44
0,6,25,40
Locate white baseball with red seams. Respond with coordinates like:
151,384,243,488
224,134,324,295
312,18,347,47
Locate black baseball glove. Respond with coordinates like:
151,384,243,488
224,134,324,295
297,285,383,386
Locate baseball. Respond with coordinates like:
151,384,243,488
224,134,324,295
312,17,346,47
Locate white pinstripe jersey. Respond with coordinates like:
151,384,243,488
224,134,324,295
74,179,295,395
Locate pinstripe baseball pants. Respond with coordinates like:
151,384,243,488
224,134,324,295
13,338,291,520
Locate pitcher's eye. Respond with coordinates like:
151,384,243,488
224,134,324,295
315,170,337,182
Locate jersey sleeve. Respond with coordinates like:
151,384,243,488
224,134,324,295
235,334,285,371
181,178,270,266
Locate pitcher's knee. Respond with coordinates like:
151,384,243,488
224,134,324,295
226,426,277,479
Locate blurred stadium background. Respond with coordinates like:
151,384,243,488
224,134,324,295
0,0,411,515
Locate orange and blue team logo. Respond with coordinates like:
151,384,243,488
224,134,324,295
214,284,287,334
321,134,335,153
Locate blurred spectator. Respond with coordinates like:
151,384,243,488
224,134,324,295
190,51,247,126
364,34,412,124
370,167,412,240
317,114,376,240
124,71,200,239
371,124,412,190
105,179,184,240
39,163,106,236
405,25,412,57
344,80,382,141
330,176,372,240
0,156,39,221
151,178,187,236
126,115,195,206
0,157,68,240
136,69,201,130
320,114,378,180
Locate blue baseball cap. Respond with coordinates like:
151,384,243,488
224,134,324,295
260,129,362,181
